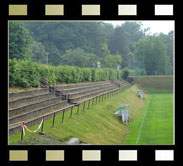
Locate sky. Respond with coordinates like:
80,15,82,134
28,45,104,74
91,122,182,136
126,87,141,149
103,21,174,34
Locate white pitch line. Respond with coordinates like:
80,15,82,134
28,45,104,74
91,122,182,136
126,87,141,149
136,96,151,144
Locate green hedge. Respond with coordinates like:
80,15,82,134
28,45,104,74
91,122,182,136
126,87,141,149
9,59,125,88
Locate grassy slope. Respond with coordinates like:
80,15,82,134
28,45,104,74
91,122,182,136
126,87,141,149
124,92,173,145
9,85,145,145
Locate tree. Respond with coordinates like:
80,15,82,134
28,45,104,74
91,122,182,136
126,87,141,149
30,41,48,64
159,31,174,74
24,22,108,61
9,22,32,60
135,36,170,75
103,54,122,68
108,26,130,68
60,48,98,68
121,22,145,43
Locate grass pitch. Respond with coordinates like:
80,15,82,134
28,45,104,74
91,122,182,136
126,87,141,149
124,92,174,145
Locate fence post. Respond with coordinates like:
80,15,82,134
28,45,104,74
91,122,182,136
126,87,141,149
92,98,94,106
82,101,86,112
76,104,80,115
40,116,44,134
62,109,65,123
20,122,24,142
70,106,73,118
52,112,56,128
95,96,98,104
99,95,101,103
88,99,91,109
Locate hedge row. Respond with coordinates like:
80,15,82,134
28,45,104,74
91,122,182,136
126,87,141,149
9,59,125,88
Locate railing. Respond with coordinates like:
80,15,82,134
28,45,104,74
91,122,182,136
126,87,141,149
19,84,131,142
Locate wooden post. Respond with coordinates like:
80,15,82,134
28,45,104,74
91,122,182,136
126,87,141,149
41,116,44,133
92,98,94,106
52,112,56,128
20,122,24,142
95,96,98,104
88,99,91,109
77,104,80,115
70,106,73,118
99,95,101,103
82,102,86,112
62,110,65,123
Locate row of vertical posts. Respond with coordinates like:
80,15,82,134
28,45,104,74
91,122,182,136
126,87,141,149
53,89,120,127
21,88,121,142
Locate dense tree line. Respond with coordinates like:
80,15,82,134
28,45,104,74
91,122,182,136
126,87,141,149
9,21,174,75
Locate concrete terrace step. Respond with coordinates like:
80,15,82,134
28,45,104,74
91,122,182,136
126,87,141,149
69,86,118,103
55,81,109,90
9,100,68,125
75,87,121,104
9,93,55,108
9,96,64,117
9,88,49,99
58,82,112,94
69,83,130,103
9,104,73,136
69,85,116,98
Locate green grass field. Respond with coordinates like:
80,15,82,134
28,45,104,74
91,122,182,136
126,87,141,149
124,92,174,145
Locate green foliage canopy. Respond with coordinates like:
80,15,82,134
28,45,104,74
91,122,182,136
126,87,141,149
135,36,171,75
9,22,32,60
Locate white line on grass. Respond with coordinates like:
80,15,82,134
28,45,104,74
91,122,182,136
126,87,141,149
136,96,151,144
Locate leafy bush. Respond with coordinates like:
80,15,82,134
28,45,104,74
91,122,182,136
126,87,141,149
9,59,125,88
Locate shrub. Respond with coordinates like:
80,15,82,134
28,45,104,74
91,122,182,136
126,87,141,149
9,59,125,88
